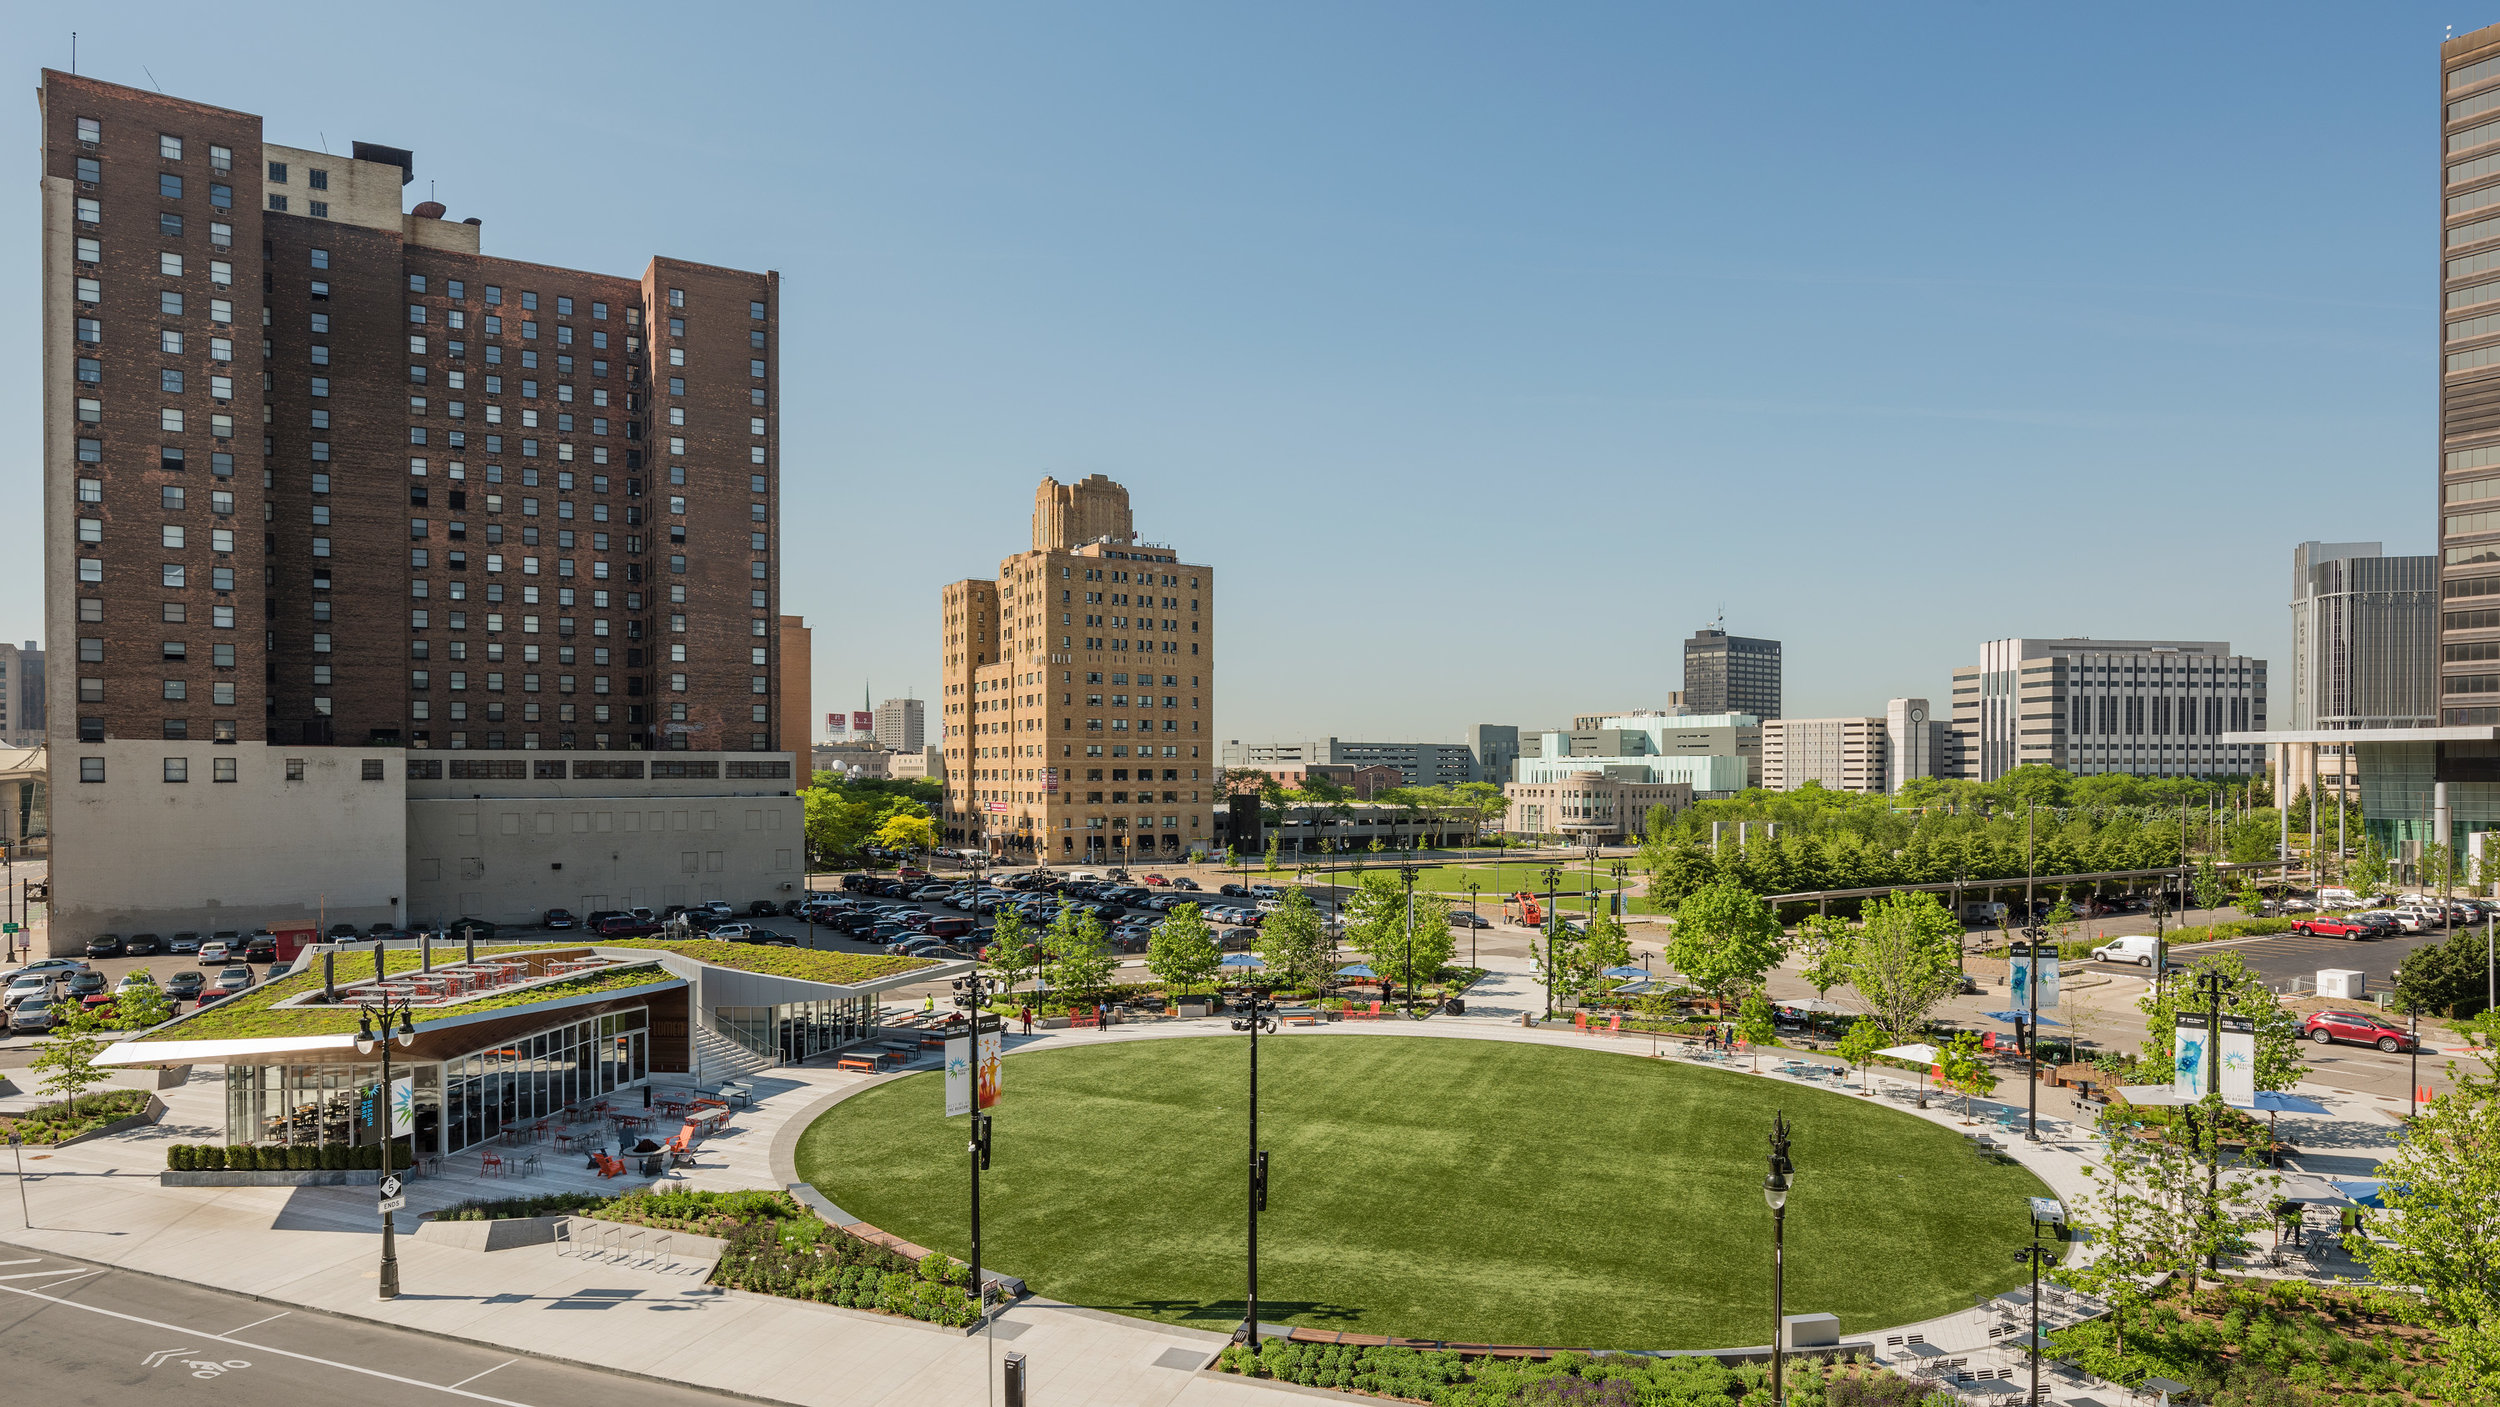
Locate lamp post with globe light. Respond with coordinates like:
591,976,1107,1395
1763,1111,1795,1406
1226,976,1280,1345
353,994,417,1300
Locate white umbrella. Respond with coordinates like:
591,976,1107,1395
1877,1043,1940,1103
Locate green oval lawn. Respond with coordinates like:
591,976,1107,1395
795,1034,2052,1349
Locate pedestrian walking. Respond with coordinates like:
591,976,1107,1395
1020,1005,1034,1036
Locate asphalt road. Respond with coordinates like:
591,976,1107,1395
0,1244,754,1407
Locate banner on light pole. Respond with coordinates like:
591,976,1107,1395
947,1027,1005,1117
2173,1012,2211,1101
2010,944,2060,1010
945,1035,973,1117
2219,1015,2256,1107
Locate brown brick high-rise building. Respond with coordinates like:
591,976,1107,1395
941,476,1217,863
42,71,780,758
38,72,799,952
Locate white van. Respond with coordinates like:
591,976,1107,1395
2090,935,2163,967
1960,901,2009,925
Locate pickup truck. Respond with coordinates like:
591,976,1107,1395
2289,914,2374,939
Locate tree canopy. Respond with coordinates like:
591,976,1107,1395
1665,879,1787,1004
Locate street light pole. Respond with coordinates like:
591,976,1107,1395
1228,981,1280,1347
2018,918,2043,1142
1464,881,1481,971
1762,1111,1794,1406
1396,863,1419,1016
1540,864,1563,1020
952,970,999,1329
2016,1203,2061,1407
353,993,417,1300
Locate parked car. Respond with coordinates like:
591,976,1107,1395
1218,884,1249,897
1249,884,1282,900
3,973,69,1017
85,934,126,959
2385,907,2438,933
542,908,579,930
10,958,88,981
923,917,977,940
747,899,781,917
196,940,234,966
164,970,207,1002
210,930,243,953
2302,1009,2415,1053
886,936,941,956
2089,935,2163,966
242,935,279,965
69,970,113,1008
1169,877,1201,891
1449,911,1492,929
124,933,163,956
864,923,911,944
326,923,361,940
166,932,204,955
1216,927,1258,951
196,967,256,1005
2290,915,2375,939
9,997,75,1035
1142,874,1169,887
709,922,756,941
594,914,661,938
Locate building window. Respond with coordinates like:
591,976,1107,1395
79,758,105,784
285,758,305,781
213,757,236,783
163,758,188,783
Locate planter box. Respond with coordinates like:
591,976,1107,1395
23,1094,165,1149
1040,1016,1071,1029
162,1167,385,1187
1177,1004,1209,1018
416,1213,729,1260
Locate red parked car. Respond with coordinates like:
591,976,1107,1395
1141,875,1169,887
2302,1009,2415,1053
2290,915,2374,939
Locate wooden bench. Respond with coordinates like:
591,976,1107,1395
836,1056,880,1074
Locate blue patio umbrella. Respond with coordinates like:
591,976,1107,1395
2332,1178,2389,1209
1980,1010,2065,1026
1601,966,1650,980
1220,952,1265,968
1335,963,1377,978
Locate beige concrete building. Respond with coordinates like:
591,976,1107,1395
405,752,802,925
1762,716,1888,793
941,475,1214,862
1503,774,1691,845
886,745,944,781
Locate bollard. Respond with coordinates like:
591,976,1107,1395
1003,1351,1028,1407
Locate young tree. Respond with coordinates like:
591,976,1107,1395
2355,1051,2500,1402
1146,903,1221,1002
1836,1017,1885,1092
1046,907,1116,1005
1732,991,1778,1071
2193,857,2227,915
29,1004,112,1115
1580,913,1632,986
2137,950,2306,1092
1262,835,1282,873
1795,914,1854,998
111,977,174,1032
988,908,1043,997
1936,1031,1997,1119
2350,837,2392,904
1348,875,1454,1007
1841,890,1962,1043
1665,879,1788,1009
2059,1110,2194,1353
1256,888,1336,992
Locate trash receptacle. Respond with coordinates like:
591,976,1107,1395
1443,997,1465,1016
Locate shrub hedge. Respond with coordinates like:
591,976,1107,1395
164,1137,416,1171
1212,1343,1902,1406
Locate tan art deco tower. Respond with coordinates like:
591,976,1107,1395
940,476,1214,862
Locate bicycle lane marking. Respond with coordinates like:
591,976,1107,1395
0,1277,541,1406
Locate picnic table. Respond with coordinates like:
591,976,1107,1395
876,1043,918,1066
836,1055,880,1074
717,1081,753,1107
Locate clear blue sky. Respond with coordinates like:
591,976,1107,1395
0,4,2466,742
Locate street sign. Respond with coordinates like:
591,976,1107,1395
1,924,15,935
377,1173,405,1213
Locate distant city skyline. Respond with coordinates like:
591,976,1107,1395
0,4,2457,745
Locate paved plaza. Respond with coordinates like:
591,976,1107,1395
0,964,2414,1407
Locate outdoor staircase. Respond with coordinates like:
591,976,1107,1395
691,1023,777,1084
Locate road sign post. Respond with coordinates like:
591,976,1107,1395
377,1172,406,1214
